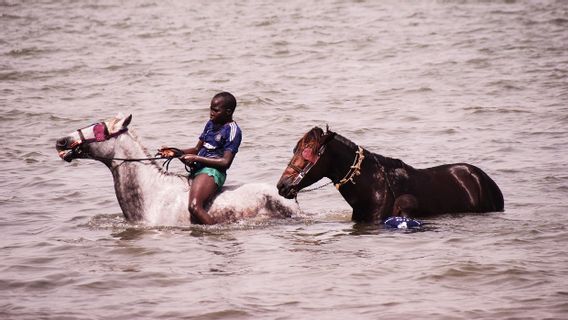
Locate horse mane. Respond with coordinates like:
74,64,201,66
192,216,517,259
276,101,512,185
330,131,358,151
330,130,407,170
118,124,186,178
295,126,326,153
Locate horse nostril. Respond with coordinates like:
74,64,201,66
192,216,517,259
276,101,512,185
277,182,291,197
56,137,68,148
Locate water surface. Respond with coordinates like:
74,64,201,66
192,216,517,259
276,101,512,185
1,0,567,319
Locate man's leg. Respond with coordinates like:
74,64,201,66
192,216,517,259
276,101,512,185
188,173,218,224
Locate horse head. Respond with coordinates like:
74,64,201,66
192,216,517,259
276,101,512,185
56,114,132,163
277,126,335,199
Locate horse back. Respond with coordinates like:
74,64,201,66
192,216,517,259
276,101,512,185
408,163,504,215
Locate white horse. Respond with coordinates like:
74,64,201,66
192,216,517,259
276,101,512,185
55,114,299,226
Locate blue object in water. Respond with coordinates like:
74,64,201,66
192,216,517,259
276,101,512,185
383,216,422,229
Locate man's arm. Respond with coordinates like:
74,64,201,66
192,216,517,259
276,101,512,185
181,150,235,171
181,140,203,155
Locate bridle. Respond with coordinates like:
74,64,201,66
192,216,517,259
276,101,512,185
79,122,127,144
63,122,177,169
286,131,367,193
287,140,329,187
66,122,129,159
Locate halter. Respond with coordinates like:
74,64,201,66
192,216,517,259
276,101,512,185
60,120,182,172
287,132,366,192
76,122,128,145
66,121,130,160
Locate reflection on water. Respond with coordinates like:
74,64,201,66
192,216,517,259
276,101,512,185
111,228,154,241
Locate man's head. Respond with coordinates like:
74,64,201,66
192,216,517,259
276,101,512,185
212,92,236,111
210,92,237,124
393,194,419,217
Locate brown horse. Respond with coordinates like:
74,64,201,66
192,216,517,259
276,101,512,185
276,127,504,223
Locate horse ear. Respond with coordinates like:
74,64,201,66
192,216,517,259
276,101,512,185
123,114,132,128
116,114,132,129
322,125,335,144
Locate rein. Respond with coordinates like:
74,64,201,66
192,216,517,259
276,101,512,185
298,146,366,193
71,122,184,172
84,153,182,172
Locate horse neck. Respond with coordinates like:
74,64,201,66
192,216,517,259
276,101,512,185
324,136,362,184
107,132,188,221
111,131,153,163
325,135,393,221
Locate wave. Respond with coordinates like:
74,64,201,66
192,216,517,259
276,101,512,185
463,106,532,115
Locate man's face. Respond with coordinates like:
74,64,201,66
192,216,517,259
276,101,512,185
210,98,232,124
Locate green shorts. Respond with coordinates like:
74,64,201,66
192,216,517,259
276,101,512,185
193,167,227,188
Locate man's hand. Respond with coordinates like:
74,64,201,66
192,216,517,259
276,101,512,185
157,147,182,158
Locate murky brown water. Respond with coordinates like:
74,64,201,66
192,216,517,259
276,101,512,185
1,0,567,319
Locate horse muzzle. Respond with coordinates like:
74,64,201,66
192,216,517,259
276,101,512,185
58,150,76,162
277,180,298,199
56,137,79,162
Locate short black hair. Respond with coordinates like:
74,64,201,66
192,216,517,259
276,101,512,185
213,92,237,111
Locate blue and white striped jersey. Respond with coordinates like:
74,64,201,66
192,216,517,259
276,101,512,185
197,120,242,170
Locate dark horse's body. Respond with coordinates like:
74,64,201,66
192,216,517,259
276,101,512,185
277,127,504,222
